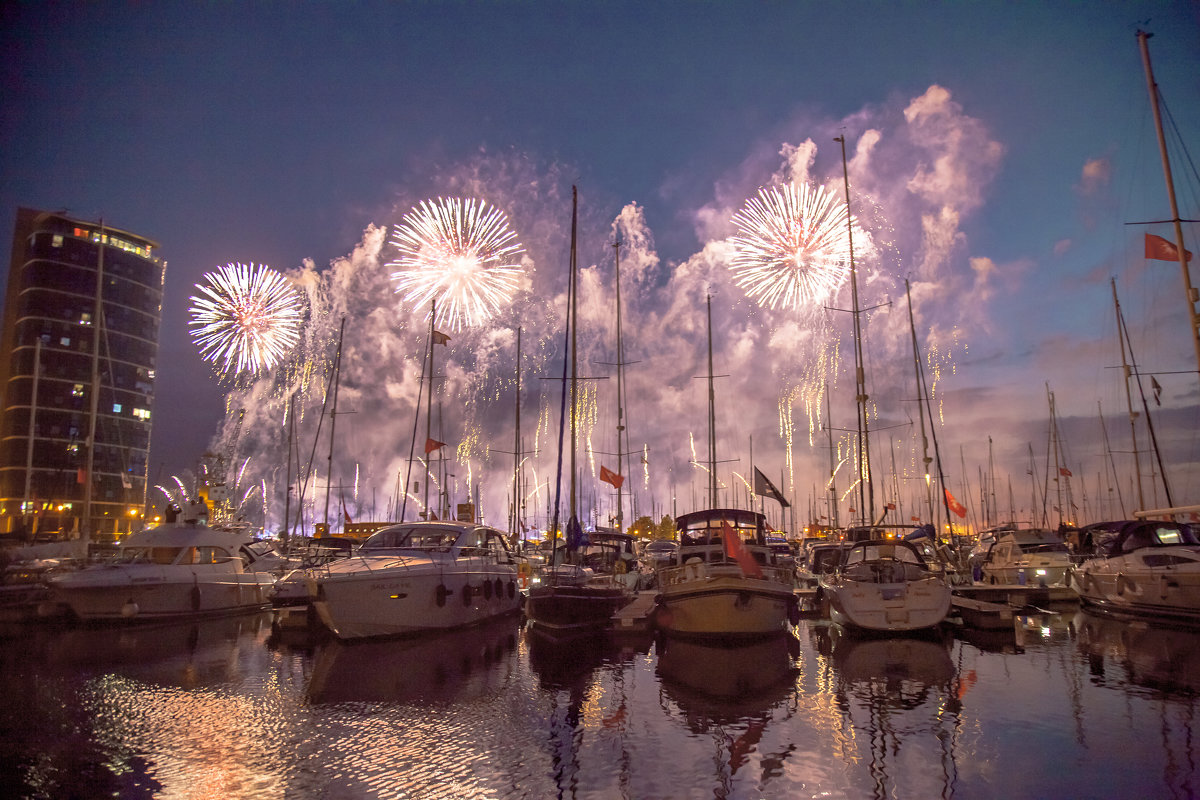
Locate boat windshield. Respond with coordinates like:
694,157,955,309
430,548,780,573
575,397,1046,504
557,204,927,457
362,525,458,550
1020,543,1070,554
115,546,231,565
846,543,923,566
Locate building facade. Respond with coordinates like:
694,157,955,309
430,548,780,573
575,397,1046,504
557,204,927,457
0,208,165,540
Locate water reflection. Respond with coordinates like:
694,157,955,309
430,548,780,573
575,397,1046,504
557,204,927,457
1074,609,1200,695
821,628,961,800
306,614,520,705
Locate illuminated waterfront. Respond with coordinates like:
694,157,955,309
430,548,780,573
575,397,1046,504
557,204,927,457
0,609,1196,799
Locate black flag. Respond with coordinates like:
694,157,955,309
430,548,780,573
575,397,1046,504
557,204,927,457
753,467,790,508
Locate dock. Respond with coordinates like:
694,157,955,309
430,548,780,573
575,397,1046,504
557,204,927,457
610,590,659,632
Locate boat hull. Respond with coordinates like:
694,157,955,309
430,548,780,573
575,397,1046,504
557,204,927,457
525,583,633,635
312,559,522,640
1071,554,1200,623
823,576,951,633
50,566,274,621
655,564,796,639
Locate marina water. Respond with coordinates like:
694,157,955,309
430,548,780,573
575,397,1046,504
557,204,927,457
1,609,1196,799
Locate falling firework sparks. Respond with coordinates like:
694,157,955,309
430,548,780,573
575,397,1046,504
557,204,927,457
189,263,303,379
729,183,857,311
388,197,526,330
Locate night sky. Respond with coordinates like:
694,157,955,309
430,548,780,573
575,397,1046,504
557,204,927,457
2,2,1198,532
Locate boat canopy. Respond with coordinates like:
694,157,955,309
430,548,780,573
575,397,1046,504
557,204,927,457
674,508,765,547
1078,520,1199,556
844,540,927,566
360,522,509,553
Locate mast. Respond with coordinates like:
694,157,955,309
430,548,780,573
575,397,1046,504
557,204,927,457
706,294,718,507
835,135,873,525
423,303,436,517
1111,278,1146,511
511,326,522,541
1137,31,1200,385
83,220,105,541
549,187,578,565
613,239,627,532
905,280,935,524
569,193,579,527
323,316,346,532
824,382,838,530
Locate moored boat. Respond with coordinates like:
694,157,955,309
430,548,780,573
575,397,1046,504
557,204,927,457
1070,518,1200,623
819,537,952,633
979,527,1073,587
525,529,644,637
655,508,799,640
46,519,278,621
308,520,522,640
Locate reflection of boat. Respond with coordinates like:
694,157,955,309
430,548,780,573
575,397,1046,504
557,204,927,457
306,614,520,704
656,634,797,708
655,508,799,639
819,538,951,633
979,528,1073,587
1070,519,1200,623
47,520,278,621
309,520,522,640
526,623,621,690
827,626,955,690
1074,608,1200,695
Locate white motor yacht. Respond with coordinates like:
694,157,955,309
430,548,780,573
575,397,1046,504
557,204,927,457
308,520,522,640
1070,519,1200,623
47,520,278,621
979,528,1073,587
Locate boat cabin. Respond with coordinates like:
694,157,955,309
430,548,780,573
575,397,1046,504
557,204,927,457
360,522,513,561
1077,520,1199,558
673,508,769,565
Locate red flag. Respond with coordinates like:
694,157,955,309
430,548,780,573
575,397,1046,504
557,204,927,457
431,330,451,345
342,496,353,525
1145,233,1192,262
944,488,967,519
721,520,764,579
599,465,625,489
885,502,896,510
1059,467,1073,477
911,515,921,522
424,437,447,454
76,468,86,485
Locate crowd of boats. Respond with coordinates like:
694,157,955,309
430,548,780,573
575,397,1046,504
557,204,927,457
2,500,1197,652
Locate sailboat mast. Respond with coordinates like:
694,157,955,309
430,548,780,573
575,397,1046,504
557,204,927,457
511,326,522,540
613,239,626,532
422,304,438,517
323,316,346,532
824,382,838,530
1137,31,1200,384
706,294,718,508
836,135,873,525
905,280,935,524
1111,279,1146,511
569,192,579,523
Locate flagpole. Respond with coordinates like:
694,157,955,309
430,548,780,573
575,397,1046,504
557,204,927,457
424,302,435,518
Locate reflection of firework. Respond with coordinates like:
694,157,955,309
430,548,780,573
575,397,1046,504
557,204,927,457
189,263,303,379
729,183,854,310
388,197,525,330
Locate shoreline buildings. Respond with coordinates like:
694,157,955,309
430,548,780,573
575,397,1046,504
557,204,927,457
0,208,164,541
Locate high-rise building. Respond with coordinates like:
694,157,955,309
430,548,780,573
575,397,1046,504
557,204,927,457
0,208,165,541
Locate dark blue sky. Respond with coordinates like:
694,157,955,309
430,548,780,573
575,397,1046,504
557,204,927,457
3,2,1198,525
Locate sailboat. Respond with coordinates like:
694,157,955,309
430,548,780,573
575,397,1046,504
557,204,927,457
525,188,642,638
1067,32,1200,624
652,296,799,640
817,136,951,633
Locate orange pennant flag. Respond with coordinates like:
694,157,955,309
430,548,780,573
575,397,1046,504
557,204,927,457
1145,233,1192,262
424,437,447,454
944,488,967,518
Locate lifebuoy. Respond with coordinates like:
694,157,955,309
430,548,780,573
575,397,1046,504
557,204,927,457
518,561,532,578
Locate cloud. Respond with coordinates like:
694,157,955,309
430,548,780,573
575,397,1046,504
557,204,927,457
1078,157,1111,195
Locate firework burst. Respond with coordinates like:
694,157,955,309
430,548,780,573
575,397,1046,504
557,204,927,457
388,197,525,330
189,263,303,379
729,183,857,311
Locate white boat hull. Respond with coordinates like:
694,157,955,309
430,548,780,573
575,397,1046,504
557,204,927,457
1071,553,1200,623
312,557,521,639
50,565,274,620
823,575,951,632
655,563,796,638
